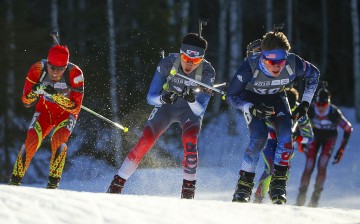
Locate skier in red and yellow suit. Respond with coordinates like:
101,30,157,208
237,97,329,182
9,45,84,189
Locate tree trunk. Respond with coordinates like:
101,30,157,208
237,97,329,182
107,0,122,166
351,0,360,121
180,0,190,38
266,0,273,31
3,0,16,180
320,0,328,76
227,0,243,136
213,0,228,114
286,0,293,42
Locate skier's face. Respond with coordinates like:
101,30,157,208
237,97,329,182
262,58,286,77
47,63,67,81
180,53,203,75
315,102,329,114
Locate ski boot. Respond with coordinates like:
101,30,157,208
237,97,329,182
8,175,22,186
232,171,255,203
107,175,126,193
295,186,308,206
308,186,323,207
46,176,61,189
269,168,288,204
181,179,196,199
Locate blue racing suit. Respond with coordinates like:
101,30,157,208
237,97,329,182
226,52,319,173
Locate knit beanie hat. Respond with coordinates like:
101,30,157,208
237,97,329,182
48,45,69,66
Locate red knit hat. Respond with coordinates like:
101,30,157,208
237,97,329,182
48,45,69,67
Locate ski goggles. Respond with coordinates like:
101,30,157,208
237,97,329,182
48,63,67,72
261,49,288,66
263,58,287,66
180,51,204,65
315,102,329,107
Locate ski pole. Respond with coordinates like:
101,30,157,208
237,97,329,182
291,120,298,133
81,106,128,132
170,69,226,96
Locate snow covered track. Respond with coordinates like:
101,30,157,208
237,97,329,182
1,185,359,224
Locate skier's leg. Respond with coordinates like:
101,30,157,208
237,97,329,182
179,113,202,199
108,106,171,193
254,138,277,203
309,138,336,207
233,117,268,202
9,112,52,185
296,140,318,206
269,114,293,204
47,114,77,189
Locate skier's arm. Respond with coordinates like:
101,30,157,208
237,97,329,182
187,65,215,116
337,108,353,151
146,68,167,106
226,60,253,110
22,62,43,108
294,56,320,104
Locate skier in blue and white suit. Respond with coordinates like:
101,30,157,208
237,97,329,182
226,31,320,204
107,33,216,199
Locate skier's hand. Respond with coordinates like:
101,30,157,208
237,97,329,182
250,104,275,119
181,87,195,103
297,143,308,154
293,135,304,143
292,101,310,120
333,148,344,164
160,92,178,104
32,83,45,95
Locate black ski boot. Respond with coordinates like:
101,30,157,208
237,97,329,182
308,186,323,207
295,186,308,206
181,179,196,199
107,175,126,193
232,171,255,203
46,176,61,189
8,175,22,186
269,167,288,204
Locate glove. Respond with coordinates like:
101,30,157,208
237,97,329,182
43,85,57,96
333,148,344,164
181,87,195,103
297,143,308,154
32,83,45,95
250,104,275,119
160,92,178,104
292,101,310,120
293,135,304,143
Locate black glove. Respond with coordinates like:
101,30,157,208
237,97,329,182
292,101,310,120
250,104,275,119
333,148,344,165
181,87,195,103
31,83,43,94
160,92,178,104
43,85,57,95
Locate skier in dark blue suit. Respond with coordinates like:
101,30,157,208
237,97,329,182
107,33,216,199
226,31,320,204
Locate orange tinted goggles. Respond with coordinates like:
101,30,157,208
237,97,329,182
264,59,286,66
315,102,329,107
180,53,203,65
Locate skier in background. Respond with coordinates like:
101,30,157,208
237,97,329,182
9,45,84,189
253,87,314,203
107,33,216,199
226,30,320,204
296,85,352,207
